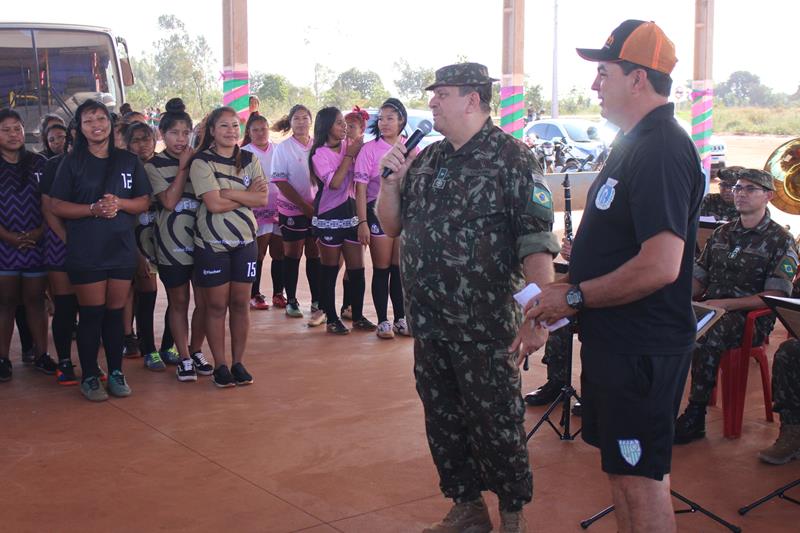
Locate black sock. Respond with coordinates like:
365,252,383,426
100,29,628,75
346,268,366,320
15,305,33,352
77,304,105,379
252,259,263,297
342,274,351,310
135,290,157,354
321,264,340,323
53,294,78,362
159,306,174,352
102,307,125,373
389,264,405,320
306,257,321,304
271,259,284,295
283,256,301,301
371,267,390,323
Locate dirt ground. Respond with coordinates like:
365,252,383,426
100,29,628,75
720,134,795,169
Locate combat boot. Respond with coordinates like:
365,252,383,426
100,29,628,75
674,402,706,444
499,510,528,533
422,498,492,533
758,424,800,465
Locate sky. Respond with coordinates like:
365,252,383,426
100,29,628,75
3,0,798,99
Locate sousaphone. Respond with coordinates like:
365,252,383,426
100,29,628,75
767,137,800,214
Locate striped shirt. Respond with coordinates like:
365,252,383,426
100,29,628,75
190,148,262,253
0,153,46,270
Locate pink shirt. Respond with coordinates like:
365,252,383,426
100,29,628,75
241,142,276,224
311,140,356,216
271,136,316,217
354,137,417,202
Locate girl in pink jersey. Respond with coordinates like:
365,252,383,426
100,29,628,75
242,114,285,310
309,107,375,335
354,98,414,339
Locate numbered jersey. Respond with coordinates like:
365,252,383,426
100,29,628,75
49,148,152,271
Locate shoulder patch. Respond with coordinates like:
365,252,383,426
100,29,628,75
532,184,552,209
780,257,797,278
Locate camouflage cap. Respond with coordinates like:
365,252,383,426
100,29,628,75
425,62,499,91
738,168,775,191
717,165,745,184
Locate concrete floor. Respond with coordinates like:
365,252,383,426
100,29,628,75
2,279,799,533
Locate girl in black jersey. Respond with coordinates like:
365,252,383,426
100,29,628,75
50,100,152,402
190,107,267,387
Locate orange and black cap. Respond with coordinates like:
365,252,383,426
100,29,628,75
576,19,677,75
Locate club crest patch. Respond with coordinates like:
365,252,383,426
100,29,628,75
532,184,552,209
243,174,251,187
287,217,295,226
595,178,618,210
618,439,642,467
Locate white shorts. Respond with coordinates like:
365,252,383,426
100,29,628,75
256,222,282,237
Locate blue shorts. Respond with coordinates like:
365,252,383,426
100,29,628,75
193,241,258,288
67,268,136,285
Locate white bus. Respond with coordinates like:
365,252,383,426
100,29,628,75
0,22,135,144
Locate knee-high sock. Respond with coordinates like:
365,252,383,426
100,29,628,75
306,257,321,304
102,307,125,373
342,274,352,310
135,290,157,354
52,294,78,362
15,305,33,352
389,264,405,320
159,306,174,352
77,304,105,379
271,259,284,295
371,267,390,323
283,257,301,302
321,264,340,323
347,268,366,321
252,259,263,297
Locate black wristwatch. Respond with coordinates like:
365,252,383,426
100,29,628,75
566,284,584,311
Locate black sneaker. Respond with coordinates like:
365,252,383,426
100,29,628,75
352,317,377,331
212,365,236,388
0,357,12,382
231,362,254,386
524,380,562,406
56,360,78,386
674,402,707,444
190,351,214,376
34,353,58,375
176,358,198,382
123,334,140,358
326,319,350,335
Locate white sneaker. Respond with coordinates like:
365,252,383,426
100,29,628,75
376,321,395,339
307,309,326,327
393,318,411,336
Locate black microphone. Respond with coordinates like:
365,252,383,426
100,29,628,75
381,120,433,178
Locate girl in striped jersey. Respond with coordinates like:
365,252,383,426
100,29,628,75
309,107,375,334
354,98,414,339
190,106,267,388
271,105,324,324
241,113,285,310
145,98,211,382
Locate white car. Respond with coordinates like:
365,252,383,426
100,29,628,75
523,118,607,160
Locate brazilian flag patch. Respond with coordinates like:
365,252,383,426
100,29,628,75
779,257,797,278
532,184,552,209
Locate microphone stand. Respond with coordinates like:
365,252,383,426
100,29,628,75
527,173,582,442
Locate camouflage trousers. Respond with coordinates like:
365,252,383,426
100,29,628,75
413,337,532,512
772,338,800,424
541,326,574,384
690,311,766,404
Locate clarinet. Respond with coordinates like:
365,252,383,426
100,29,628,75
563,173,573,242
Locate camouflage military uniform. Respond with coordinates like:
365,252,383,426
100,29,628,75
700,193,739,222
772,338,800,424
401,112,559,511
690,214,798,404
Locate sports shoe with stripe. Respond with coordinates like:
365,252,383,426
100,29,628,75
160,346,181,365
191,351,214,376
56,359,78,386
107,370,131,397
177,358,197,382
144,351,166,372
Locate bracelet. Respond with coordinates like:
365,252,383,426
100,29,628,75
357,220,367,226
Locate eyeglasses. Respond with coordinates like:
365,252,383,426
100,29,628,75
732,185,767,194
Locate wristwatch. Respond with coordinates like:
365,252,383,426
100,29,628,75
566,284,584,311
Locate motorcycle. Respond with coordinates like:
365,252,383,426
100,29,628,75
534,136,609,173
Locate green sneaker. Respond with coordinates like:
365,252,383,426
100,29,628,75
160,346,181,365
80,376,108,402
107,370,132,397
285,300,303,318
144,351,166,372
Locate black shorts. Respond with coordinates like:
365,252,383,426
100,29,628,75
279,214,312,242
193,241,257,288
67,268,136,285
580,349,691,480
314,202,359,247
158,264,194,289
366,199,386,237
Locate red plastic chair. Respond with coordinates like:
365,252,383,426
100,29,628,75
708,308,774,438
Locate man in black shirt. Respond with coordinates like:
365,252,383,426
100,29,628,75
525,20,705,533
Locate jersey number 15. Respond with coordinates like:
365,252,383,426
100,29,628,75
121,172,133,189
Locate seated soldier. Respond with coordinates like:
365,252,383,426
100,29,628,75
675,169,798,444
759,337,800,464
700,166,743,222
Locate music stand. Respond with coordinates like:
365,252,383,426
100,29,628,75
579,303,741,532
736,296,800,516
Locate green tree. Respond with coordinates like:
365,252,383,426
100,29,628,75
324,68,389,108
716,71,777,107
393,59,434,101
125,56,159,111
